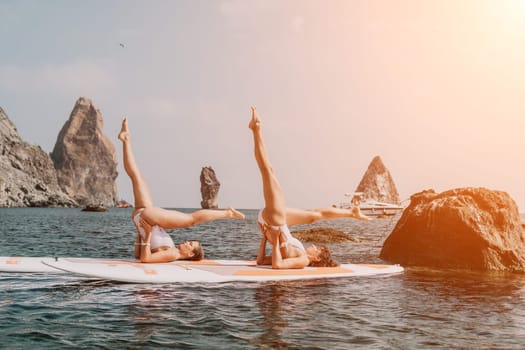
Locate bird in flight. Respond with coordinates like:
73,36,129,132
119,43,125,48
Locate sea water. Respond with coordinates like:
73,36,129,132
1,208,524,349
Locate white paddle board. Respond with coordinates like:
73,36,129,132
0,256,66,273
41,257,403,283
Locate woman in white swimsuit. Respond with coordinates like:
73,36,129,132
249,106,370,269
118,117,244,263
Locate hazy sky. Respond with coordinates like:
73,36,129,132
1,0,524,210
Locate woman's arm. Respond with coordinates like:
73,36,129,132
256,234,272,265
139,220,153,263
271,235,309,269
134,230,142,259
140,246,179,263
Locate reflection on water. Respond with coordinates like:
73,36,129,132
128,287,167,342
404,267,525,298
397,268,525,349
253,279,343,349
255,282,291,349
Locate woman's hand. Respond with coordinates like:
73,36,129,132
139,218,152,231
266,228,281,246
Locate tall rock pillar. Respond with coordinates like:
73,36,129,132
51,97,118,207
200,166,220,209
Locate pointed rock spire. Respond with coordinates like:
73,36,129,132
51,97,118,207
355,156,400,204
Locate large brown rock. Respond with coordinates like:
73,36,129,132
355,155,400,204
200,166,220,209
51,97,118,207
380,187,525,272
0,106,75,207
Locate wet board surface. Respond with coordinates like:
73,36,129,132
37,257,403,283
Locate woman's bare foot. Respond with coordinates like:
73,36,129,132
249,106,261,131
228,207,245,219
351,206,372,221
118,117,130,142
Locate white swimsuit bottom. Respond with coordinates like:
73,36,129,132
133,213,175,250
257,210,305,252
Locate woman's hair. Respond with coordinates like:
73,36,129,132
188,242,204,261
308,245,339,267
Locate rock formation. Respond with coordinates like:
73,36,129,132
380,187,525,272
50,97,118,207
0,106,75,207
292,227,360,243
200,166,220,209
355,156,400,204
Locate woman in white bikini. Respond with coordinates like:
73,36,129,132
249,106,370,269
118,117,244,263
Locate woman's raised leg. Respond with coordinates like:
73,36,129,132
141,206,244,229
118,117,154,211
249,106,286,226
119,117,244,229
285,206,371,227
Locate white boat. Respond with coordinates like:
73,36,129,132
335,192,405,217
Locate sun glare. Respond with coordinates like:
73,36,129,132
489,0,525,32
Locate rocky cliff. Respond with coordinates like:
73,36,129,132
0,107,75,207
355,156,400,204
200,166,220,209
50,98,118,207
380,187,525,272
